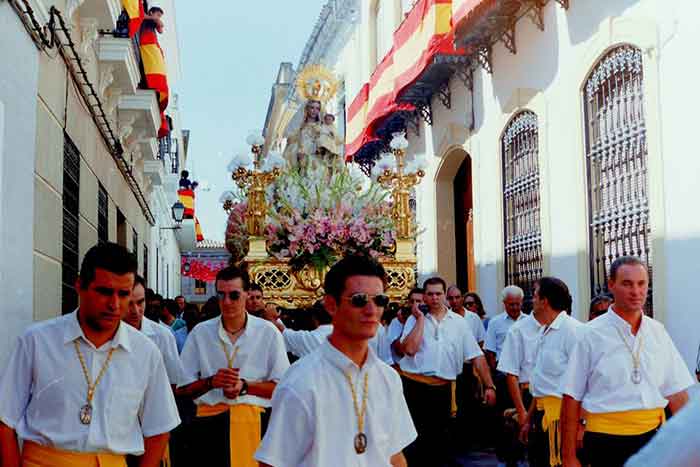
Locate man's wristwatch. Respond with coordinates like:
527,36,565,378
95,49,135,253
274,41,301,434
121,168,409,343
239,379,249,396
579,418,587,426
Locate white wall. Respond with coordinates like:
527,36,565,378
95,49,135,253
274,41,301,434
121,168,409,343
0,4,39,368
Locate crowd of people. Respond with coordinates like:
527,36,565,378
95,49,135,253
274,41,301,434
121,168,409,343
0,241,698,467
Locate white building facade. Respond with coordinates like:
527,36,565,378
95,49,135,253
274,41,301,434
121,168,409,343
0,0,190,366
308,0,700,369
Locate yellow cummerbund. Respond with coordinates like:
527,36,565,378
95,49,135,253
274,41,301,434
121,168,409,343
397,369,457,417
535,396,563,467
196,403,264,467
22,441,126,467
586,408,665,436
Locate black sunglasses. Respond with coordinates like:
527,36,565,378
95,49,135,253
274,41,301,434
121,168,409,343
464,300,477,306
342,293,390,308
216,290,242,301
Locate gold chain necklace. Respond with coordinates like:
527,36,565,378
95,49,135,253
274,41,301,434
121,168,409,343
615,327,643,384
343,371,369,454
74,340,116,425
220,341,240,368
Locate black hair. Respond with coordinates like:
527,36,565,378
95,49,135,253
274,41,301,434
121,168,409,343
324,255,387,301
182,303,200,331
589,294,613,319
162,299,179,318
180,170,189,178
202,295,221,320
174,295,185,301
464,292,486,318
311,300,332,325
609,256,647,281
423,277,447,293
248,282,263,294
535,277,573,312
134,274,146,290
149,6,164,15
215,265,250,290
79,242,137,289
145,288,155,300
408,287,424,299
152,293,163,303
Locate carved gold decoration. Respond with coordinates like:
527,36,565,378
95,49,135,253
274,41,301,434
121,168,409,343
246,256,416,309
232,143,280,237
295,64,339,104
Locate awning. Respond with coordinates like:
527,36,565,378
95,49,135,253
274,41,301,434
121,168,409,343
345,0,463,160
452,0,524,50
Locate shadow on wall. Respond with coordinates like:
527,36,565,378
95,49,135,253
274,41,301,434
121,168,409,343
489,4,560,114
567,0,641,46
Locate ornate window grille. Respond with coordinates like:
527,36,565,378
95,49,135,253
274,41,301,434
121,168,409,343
62,134,81,315
98,183,108,244
583,45,652,315
501,111,543,311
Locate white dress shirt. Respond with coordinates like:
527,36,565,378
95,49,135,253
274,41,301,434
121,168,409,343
484,312,527,361
0,311,180,454
625,389,700,467
140,317,184,385
497,313,542,383
283,324,333,358
529,312,581,398
462,308,487,344
255,339,417,467
179,314,290,408
560,309,694,413
386,317,406,363
398,310,483,380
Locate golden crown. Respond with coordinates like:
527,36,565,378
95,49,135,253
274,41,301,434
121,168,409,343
296,65,339,104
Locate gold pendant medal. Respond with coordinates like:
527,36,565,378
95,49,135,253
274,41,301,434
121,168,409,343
79,404,93,425
354,432,368,454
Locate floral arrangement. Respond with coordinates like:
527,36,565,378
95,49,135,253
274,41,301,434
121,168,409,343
265,165,400,271
224,200,249,262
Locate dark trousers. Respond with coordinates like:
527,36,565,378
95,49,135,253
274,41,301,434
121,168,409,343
583,429,657,467
401,375,452,467
529,410,552,467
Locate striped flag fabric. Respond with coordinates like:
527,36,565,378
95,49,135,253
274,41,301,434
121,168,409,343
120,0,144,38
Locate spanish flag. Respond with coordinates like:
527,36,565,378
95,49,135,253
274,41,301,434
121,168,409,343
195,218,204,242
140,26,169,112
121,0,144,38
178,189,195,219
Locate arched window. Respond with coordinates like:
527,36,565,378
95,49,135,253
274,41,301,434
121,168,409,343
501,111,542,311
583,45,652,315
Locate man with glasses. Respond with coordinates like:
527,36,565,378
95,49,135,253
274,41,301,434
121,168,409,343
398,277,496,466
177,266,289,466
256,255,416,466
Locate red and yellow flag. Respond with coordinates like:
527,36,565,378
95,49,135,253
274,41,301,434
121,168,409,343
121,0,144,38
140,26,169,112
195,218,204,242
178,189,195,219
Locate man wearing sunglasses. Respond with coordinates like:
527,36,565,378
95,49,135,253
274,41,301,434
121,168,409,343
177,266,289,467
398,277,497,467
256,255,416,467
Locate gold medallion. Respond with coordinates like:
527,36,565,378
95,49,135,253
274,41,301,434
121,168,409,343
79,404,93,425
354,432,368,454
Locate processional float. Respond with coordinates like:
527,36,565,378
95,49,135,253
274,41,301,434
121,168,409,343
221,66,427,308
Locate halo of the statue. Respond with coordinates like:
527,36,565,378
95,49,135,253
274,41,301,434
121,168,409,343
295,64,339,104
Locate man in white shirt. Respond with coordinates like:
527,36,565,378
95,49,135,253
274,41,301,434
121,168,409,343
0,242,180,467
447,285,486,345
518,277,580,467
271,300,334,358
398,277,496,466
386,288,423,364
625,390,700,467
255,255,416,466
124,275,185,466
124,275,183,388
485,285,527,370
560,257,694,467
177,265,290,467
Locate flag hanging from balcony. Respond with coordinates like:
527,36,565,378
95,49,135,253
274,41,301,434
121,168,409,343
140,26,169,110
121,0,144,38
178,189,195,219
195,217,204,242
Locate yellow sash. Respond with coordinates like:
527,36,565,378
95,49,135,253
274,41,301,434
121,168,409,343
22,441,126,467
535,396,563,467
586,408,665,436
397,369,458,417
196,403,264,467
